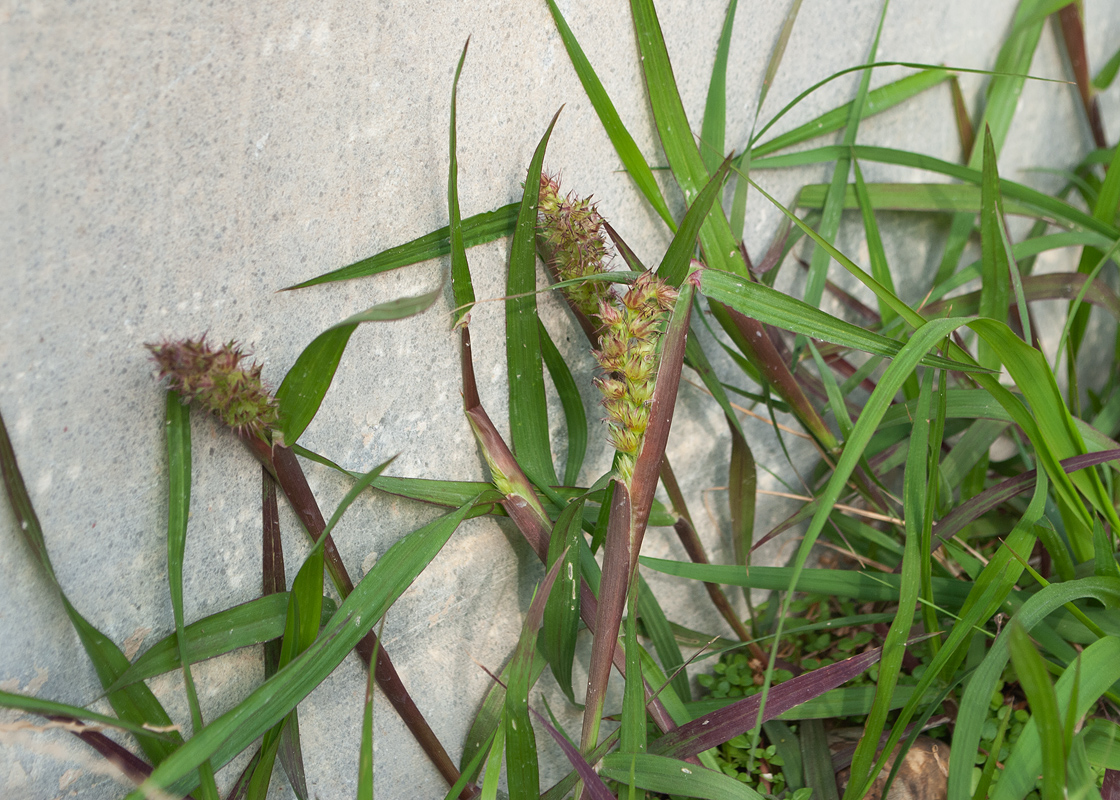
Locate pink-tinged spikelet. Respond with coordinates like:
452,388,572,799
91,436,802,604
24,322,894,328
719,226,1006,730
592,271,677,483
146,336,279,439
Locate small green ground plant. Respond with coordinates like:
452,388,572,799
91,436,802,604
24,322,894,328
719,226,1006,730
3,1,1120,799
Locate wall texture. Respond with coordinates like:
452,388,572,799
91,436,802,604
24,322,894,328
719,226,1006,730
2,1,1118,797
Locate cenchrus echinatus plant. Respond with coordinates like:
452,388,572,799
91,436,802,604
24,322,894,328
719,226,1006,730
3,1,1120,799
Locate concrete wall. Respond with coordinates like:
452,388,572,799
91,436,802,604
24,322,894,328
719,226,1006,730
2,0,1117,797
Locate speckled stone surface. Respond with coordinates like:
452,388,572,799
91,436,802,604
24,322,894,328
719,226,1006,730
2,1,1118,798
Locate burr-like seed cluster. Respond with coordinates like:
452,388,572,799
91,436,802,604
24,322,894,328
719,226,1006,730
146,336,279,438
537,172,616,321
537,172,678,483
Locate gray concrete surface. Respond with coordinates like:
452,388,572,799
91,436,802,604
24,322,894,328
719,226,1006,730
2,0,1118,797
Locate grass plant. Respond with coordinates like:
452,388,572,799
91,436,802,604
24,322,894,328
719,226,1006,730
3,1,1120,798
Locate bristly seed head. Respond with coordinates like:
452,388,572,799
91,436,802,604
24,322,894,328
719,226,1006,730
537,172,616,321
537,172,678,485
146,336,279,439
592,270,677,484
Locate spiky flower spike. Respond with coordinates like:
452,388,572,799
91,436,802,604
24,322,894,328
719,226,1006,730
146,336,279,439
592,271,678,484
537,172,616,320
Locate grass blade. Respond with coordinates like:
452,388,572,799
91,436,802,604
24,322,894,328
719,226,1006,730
599,752,766,799
104,595,336,693
752,143,1120,239
801,0,887,314
126,499,476,798
539,321,587,487
282,205,518,290
752,68,948,157
630,0,749,279
448,38,474,326
459,648,547,775
356,620,383,800
852,158,896,326
841,368,932,800
528,704,615,800
801,719,840,800
699,0,737,174
658,157,732,287
504,556,564,799
0,690,178,740
640,558,974,607
541,498,584,702
979,126,1012,369
164,393,219,800
621,577,646,760
996,636,1120,800
700,269,979,372
948,577,1120,800
754,0,802,122
651,646,886,760
544,0,675,228
1007,621,1066,800
507,109,562,488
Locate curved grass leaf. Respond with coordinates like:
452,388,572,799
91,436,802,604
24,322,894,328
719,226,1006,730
1095,45,1120,89
658,157,732,288
997,635,1120,800
275,290,442,445
0,408,184,766
800,0,886,315
640,558,973,608
528,704,615,800
948,577,1120,800
752,144,1120,240
126,499,476,799
631,0,748,279
282,205,518,290
699,0,737,174
923,271,1120,320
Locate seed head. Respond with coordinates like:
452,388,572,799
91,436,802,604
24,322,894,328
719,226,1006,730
591,270,677,484
537,172,615,321
146,336,279,439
